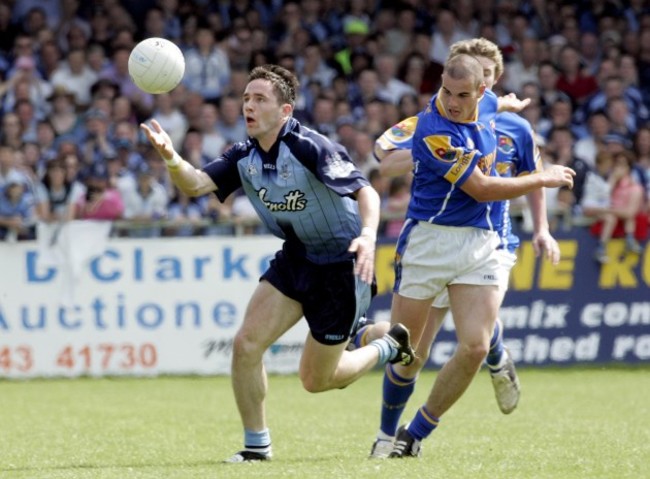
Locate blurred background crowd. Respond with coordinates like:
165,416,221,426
0,0,649,257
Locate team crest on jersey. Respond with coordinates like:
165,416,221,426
324,152,355,179
247,163,258,175
498,135,514,154
279,163,291,180
386,116,418,143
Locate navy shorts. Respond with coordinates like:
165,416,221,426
262,250,375,345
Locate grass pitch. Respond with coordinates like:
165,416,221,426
1,367,648,479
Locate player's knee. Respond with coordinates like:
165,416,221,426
457,341,489,366
299,372,330,393
232,331,265,364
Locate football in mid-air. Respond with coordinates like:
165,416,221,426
128,37,185,94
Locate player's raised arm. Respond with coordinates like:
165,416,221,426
461,164,576,202
140,119,217,197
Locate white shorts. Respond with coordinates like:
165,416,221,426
394,221,503,301
431,248,517,308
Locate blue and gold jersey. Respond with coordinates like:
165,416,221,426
409,89,498,229
375,93,542,249
492,111,543,251
203,118,369,264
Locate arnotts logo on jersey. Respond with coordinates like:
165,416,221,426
257,188,306,212
323,152,355,179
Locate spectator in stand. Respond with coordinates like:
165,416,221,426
71,163,123,221
79,108,116,169
537,60,568,116
120,164,169,238
36,157,84,222
581,150,614,224
334,19,371,76
578,31,602,77
50,48,98,108
383,175,410,239
574,111,611,168
180,91,206,131
580,75,649,128
183,23,231,103
606,96,638,139
546,126,592,210
198,103,227,159
0,145,28,189
2,55,53,117
217,94,247,144
101,46,154,119
164,186,204,237
555,44,599,106
200,191,235,236
397,93,420,120
38,40,63,81
0,112,25,151
334,116,358,153
0,178,36,241
309,95,338,139
13,99,39,144
374,52,417,105
503,37,541,96
538,96,588,141
180,127,211,169
296,42,337,91
112,121,145,173
47,86,81,141
111,96,136,125
589,150,647,263
634,126,650,205
350,130,379,178
383,5,418,60
149,92,188,151
429,9,470,66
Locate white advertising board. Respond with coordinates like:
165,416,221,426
0,226,309,378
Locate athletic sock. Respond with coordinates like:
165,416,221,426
351,325,371,349
380,364,417,437
486,319,505,368
407,406,440,441
244,428,271,455
369,337,397,364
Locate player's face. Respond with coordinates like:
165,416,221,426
242,79,287,148
439,74,484,122
476,56,499,90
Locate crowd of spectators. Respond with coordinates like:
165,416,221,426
0,0,649,260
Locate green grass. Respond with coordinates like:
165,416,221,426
1,367,648,479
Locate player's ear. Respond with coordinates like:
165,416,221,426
478,82,486,97
282,103,293,119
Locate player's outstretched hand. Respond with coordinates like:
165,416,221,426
532,230,561,266
140,119,174,162
498,93,531,113
542,164,576,189
348,234,375,285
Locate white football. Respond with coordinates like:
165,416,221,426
128,37,185,94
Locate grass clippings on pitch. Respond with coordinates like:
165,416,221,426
0,367,648,479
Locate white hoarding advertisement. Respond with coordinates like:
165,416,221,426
0,229,309,379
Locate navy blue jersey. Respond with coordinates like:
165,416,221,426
203,118,370,264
